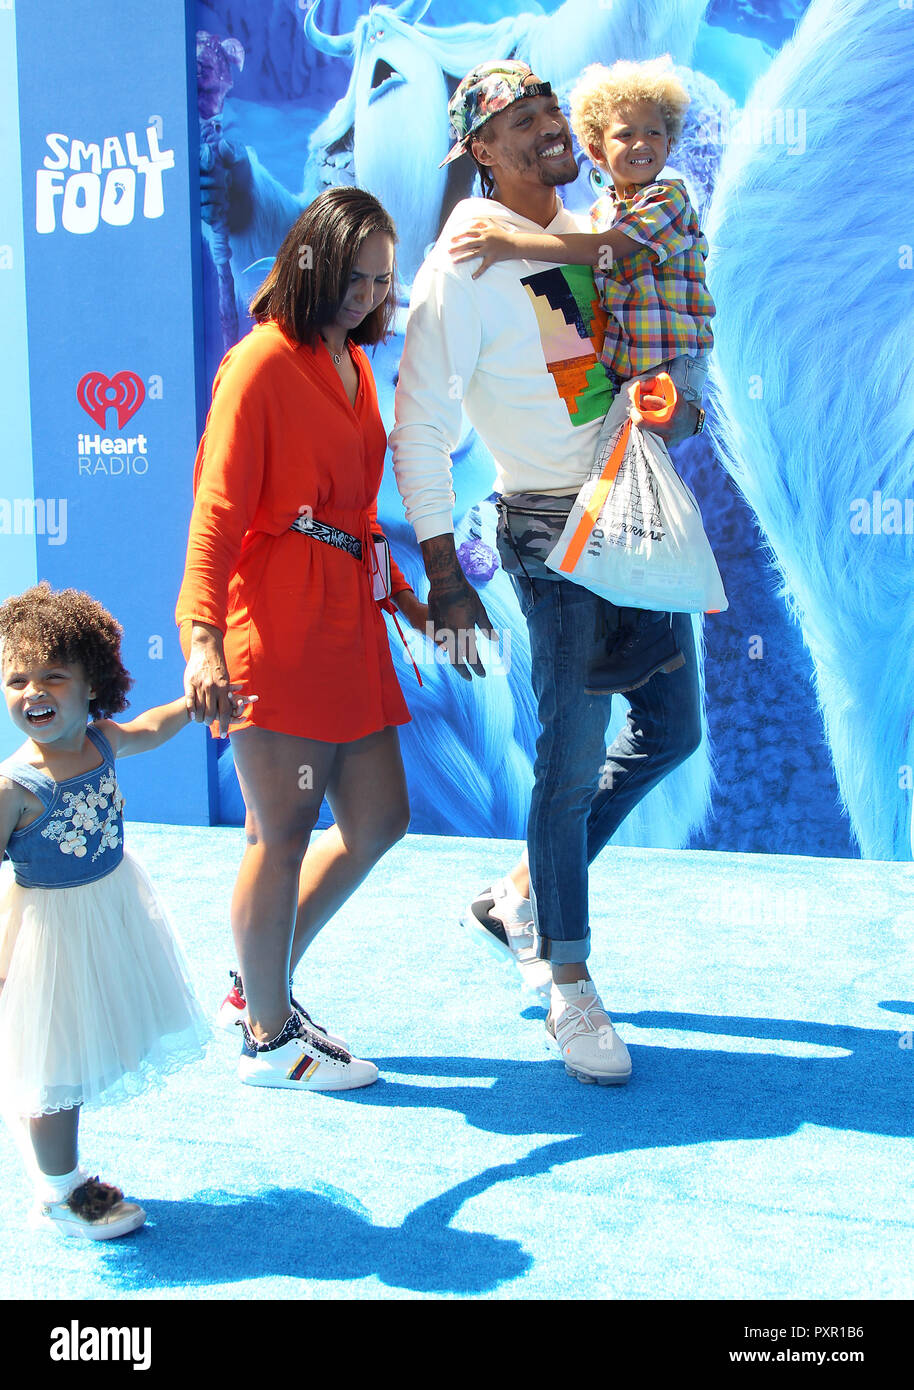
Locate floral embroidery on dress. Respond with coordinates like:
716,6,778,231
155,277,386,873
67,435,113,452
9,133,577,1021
41,768,125,862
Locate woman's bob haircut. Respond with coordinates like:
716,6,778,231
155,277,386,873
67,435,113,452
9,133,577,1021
250,186,399,348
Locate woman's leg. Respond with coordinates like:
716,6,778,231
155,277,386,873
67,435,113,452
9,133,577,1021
230,727,339,1041
289,726,409,971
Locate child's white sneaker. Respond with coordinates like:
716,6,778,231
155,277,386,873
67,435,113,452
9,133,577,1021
31,1176,146,1241
464,881,552,1001
545,979,631,1086
237,1014,377,1092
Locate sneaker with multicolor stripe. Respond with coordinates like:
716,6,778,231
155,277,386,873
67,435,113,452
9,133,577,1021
237,1013,378,1091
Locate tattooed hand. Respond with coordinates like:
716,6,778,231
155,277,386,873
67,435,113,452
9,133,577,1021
419,535,499,680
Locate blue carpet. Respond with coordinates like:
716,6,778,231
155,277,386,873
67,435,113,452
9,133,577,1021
2,826,912,1301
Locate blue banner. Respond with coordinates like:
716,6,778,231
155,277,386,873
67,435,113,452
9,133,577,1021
13,0,209,823
0,1,36,761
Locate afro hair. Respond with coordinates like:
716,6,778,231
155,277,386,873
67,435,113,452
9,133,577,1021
0,581,132,719
570,55,691,158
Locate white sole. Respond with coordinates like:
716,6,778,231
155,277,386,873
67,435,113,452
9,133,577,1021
463,908,551,1001
34,1205,147,1240
238,1060,378,1093
545,1026,632,1086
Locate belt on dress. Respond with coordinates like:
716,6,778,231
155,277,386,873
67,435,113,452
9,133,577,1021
289,512,363,558
288,511,423,688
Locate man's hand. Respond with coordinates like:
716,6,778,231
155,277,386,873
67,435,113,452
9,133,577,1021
420,535,498,680
628,379,699,447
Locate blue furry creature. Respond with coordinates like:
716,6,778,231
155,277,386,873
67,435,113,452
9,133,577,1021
203,0,711,289
206,0,722,846
706,0,914,859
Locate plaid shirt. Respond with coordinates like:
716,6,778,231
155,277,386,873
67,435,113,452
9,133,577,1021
591,180,715,379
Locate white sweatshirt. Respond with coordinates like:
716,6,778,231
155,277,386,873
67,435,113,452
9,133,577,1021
391,196,615,543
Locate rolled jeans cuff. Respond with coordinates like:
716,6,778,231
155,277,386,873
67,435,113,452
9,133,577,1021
535,929,591,964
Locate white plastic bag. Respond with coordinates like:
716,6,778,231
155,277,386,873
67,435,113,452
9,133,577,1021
545,374,728,614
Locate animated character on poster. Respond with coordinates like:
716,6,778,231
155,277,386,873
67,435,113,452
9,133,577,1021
195,0,914,861
199,0,711,290
198,0,726,845
197,30,245,352
707,0,914,860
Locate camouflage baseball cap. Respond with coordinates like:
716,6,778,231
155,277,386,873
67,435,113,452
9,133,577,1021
439,59,553,168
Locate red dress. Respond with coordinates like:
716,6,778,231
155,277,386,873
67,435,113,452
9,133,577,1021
175,321,412,741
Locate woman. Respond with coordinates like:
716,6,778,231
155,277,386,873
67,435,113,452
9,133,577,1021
176,187,427,1092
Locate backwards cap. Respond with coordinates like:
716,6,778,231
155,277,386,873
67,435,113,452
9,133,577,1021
439,59,553,168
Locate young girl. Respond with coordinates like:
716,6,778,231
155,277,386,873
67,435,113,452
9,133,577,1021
0,583,247,1240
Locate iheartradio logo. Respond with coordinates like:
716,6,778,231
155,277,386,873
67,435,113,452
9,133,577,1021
76,371,145,429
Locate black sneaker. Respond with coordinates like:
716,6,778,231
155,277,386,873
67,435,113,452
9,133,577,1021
586,611,684,694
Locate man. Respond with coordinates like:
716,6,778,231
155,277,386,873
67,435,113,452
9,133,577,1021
391,61,703,1086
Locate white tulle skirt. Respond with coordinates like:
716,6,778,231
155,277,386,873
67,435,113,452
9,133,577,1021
0,850,209,1117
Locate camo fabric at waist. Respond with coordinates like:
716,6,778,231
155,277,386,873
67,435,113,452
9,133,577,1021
495,491,578,582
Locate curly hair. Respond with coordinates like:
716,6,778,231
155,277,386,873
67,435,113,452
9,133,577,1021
0,582,132,719
569,57,691,157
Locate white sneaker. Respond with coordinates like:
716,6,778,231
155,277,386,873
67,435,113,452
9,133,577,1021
31,1176,146,1241
464,883,552,1001
216,970,348,1049
237,1014,378,1092
545,980,631,1086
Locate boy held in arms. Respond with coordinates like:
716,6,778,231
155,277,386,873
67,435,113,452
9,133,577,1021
451,56,715,693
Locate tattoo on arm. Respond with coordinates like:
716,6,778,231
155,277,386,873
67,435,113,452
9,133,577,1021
420,535,467,599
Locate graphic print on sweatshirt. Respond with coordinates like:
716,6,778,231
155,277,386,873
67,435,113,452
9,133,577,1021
519,265,613,427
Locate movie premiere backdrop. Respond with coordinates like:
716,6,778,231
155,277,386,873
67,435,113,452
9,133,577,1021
3,0,912,863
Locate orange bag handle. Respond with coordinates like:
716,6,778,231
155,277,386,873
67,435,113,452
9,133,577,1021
555,373,678,575
631,372,678,425
556,417,632,574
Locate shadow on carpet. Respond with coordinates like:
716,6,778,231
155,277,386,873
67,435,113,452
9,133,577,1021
99,1003,912,1297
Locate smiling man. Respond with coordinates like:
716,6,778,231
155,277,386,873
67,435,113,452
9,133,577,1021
391,60,703,1088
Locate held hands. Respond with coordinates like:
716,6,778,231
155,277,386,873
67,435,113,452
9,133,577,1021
394,590,431,635
227,686,258,722
449,220,520,279
184,626,257,739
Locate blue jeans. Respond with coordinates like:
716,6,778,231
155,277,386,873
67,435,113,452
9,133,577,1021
512,573,703,963
665,351,708,404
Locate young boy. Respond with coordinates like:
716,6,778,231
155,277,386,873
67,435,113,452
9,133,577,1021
450,56,715,693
